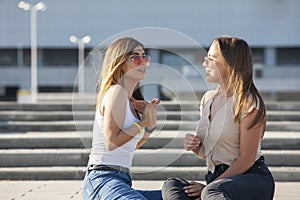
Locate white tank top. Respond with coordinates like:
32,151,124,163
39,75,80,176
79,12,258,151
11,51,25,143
87,92,144,169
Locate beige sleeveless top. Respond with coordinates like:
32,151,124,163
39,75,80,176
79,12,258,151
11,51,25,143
196,90,263,173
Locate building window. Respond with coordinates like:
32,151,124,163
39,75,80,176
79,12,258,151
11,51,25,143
23,48,31,66
251,48,264,64
277,48,300,65
0,49,17,66
42,48,77,66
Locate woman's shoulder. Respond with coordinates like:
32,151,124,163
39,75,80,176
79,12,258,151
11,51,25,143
200,90,218,110
247,94,261,111
107,84,128,97
103,84,128,105
201,90,218,104
237,94,262,120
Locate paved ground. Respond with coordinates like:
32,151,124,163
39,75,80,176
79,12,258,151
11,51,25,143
0,180,299,200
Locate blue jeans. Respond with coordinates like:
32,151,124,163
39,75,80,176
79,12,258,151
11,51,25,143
82,169,162,200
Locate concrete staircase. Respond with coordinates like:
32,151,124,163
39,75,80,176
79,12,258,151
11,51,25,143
0,100,300,181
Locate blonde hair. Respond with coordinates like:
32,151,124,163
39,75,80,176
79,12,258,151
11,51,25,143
96,37,144,108
214,36,266,131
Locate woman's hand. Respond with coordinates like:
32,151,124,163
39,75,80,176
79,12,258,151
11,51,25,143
184,133,202,151
183,181,206,200
131,99,149,115
139,98,160,129
135,98,160,149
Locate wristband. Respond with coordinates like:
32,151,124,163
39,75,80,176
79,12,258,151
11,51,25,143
145,126,156,134
132,123,142,134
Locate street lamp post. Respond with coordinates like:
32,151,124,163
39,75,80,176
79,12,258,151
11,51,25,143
69,35,91,94
18,1,46,103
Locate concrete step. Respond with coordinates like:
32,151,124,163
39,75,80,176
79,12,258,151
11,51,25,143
0,131,299,150
0,102,200,112
36,92,96,103
0,102,93,111
1,120,299,132
266,102,300,111
0,101,299,112
131,166,300,182
134,149,300,167
1,120,199,132
1,110,299,121
0,149,88,167
0,121,93,132
0,131,92,149
267,111,300,121
266,121,300,131
0,148,299,167
0,166,299,181
0,111,94,121
0,111,201,121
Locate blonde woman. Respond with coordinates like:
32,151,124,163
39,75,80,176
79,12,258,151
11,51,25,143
82,37,162,200
162,37,275,200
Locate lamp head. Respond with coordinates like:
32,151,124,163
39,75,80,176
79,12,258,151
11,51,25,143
69,35,78,43
18,1,31,11
82,36,91,44
36,2,46,11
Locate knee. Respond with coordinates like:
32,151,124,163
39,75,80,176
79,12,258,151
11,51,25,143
201,181,223,200
200,183,211,199
162,178,189,199
163,178,187,190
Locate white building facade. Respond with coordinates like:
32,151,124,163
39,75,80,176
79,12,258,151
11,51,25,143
0,0,299,101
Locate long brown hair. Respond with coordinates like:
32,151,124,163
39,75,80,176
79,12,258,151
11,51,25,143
96,37,144,108
214,36,266,131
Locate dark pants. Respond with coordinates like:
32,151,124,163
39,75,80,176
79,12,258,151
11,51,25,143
162,156,275,200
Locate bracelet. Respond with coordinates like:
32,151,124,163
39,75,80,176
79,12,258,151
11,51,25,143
145,126,156,134
132,123,142,134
